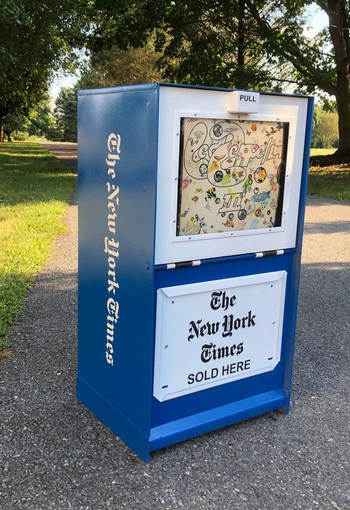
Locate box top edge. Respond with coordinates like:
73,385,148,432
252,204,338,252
77,81,313,100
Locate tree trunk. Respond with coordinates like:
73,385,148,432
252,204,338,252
335,93,350,156
4,128,13,142
237,0,245,69
327,0,350,156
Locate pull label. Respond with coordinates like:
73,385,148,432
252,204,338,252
226,91,260,113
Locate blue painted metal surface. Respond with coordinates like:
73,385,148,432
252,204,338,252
77,83,314,462
149,388,287,451
77,84,159,459
280,95,315,413
151,253,294,427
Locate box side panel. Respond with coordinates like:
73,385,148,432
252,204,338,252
77,87,158,446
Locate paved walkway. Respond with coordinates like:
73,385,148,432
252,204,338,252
1,146,350,509
41,142,77,174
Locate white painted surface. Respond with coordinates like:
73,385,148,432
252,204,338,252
226,91,260,113
153,271,287,401
155,86,309,264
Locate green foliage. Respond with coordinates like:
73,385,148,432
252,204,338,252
90,0,350,155
0,142,75,355
91,0,275,89
91,0,330,90
59,39,162,141
3,113,27,141
0,0,93,122
52,87,78,142
312,106,339,149
26,98,56,139
2,97,56,141
78,38,163,89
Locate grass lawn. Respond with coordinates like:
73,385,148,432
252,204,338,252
0,142,75,358
310,148,337,157
308,149,350,203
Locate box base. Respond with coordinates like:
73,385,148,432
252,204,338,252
77,376,287,462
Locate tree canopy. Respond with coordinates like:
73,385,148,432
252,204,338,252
312,105,339,148
91,0,350,158
52,87,78,142
0,0,92,129
2,0,350,159
78,38,162,90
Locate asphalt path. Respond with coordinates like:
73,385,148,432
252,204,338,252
41,142,77,174
0,144,349,509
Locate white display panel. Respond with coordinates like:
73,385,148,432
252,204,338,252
155,86,309,264
153,271,287,402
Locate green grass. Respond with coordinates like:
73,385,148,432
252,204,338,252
308,162,350,202
0,141,75,357
310,148,337,157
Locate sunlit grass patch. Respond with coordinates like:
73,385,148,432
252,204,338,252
308,163,350,202
310,148,337,157
0,142,75,356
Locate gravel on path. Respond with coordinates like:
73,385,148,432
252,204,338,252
1,192,349,510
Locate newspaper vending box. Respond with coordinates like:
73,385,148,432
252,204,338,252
77,83,313,462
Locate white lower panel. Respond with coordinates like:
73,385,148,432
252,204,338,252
153,271,287,402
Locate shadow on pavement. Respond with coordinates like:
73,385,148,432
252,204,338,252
41,142,77,175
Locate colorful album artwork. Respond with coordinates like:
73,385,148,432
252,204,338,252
177,118,288,236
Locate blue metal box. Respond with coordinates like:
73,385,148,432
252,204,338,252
77,83,313,461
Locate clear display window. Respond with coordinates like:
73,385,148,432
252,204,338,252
177,118,289,236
